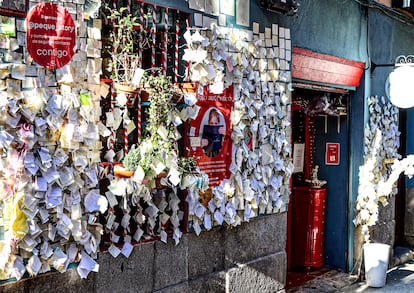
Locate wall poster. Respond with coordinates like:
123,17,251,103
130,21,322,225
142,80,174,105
293,143,305,173
0,15,15,37
26,2,76,69
0,0,27,18
188,86,233,186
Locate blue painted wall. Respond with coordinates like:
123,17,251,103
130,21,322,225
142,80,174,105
348,74,366,270
368,8,414,96
365,8,414,189
288,0,366,63
368,6,414,226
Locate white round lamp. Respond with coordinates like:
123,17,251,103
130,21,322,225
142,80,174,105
386,56,414,109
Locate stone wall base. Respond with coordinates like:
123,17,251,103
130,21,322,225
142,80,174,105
0,214,287,293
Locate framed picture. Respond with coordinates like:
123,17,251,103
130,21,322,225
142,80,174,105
0,0,28,18
0,15,15,37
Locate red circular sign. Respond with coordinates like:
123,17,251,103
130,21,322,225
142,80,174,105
26,3,76,69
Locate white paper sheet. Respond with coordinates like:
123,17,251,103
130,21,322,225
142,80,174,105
77,251,99,278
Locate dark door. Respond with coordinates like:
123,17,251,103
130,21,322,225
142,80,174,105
314,113,349,270
288,89,349,271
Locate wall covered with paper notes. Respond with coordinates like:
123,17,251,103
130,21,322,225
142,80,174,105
0,0,293,283
0,0,105,281
184,24,294,234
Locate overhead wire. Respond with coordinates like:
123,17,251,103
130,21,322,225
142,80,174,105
353,0,414,26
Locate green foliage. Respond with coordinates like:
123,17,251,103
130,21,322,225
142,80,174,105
142,72,178,134
104,5,141,86
123,147,141,171
178,157,198,175
122,71,183,177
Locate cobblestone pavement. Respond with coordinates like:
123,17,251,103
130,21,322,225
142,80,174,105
287,261,414,292
286,247,414,292
286,270,358,293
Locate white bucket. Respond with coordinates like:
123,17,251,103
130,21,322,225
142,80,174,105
363,243,391,288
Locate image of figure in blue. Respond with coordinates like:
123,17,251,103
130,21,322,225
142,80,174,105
201,108,225,157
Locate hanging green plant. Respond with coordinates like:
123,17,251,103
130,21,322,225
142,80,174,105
177,156,198,176
118,70,184,182
103,5,142,88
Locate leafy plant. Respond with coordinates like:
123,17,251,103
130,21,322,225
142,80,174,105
121,71,183,179
104,5,141,87
139,71,183,161
178,156,198,176
122,146,141,171
141,72,180,134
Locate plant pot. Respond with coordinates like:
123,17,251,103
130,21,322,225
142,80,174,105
113,165,135,178
114,82,139,95
155,172,168,189
174,82,198,93
141,172,168,189
363,242,391,288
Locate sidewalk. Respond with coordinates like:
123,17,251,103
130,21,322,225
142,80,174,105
287,260,414,293
286,269,358,292
344,260,414,292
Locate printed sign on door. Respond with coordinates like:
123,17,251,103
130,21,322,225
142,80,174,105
325,142,340,165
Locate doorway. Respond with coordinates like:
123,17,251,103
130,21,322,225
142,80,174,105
287,87,350,280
